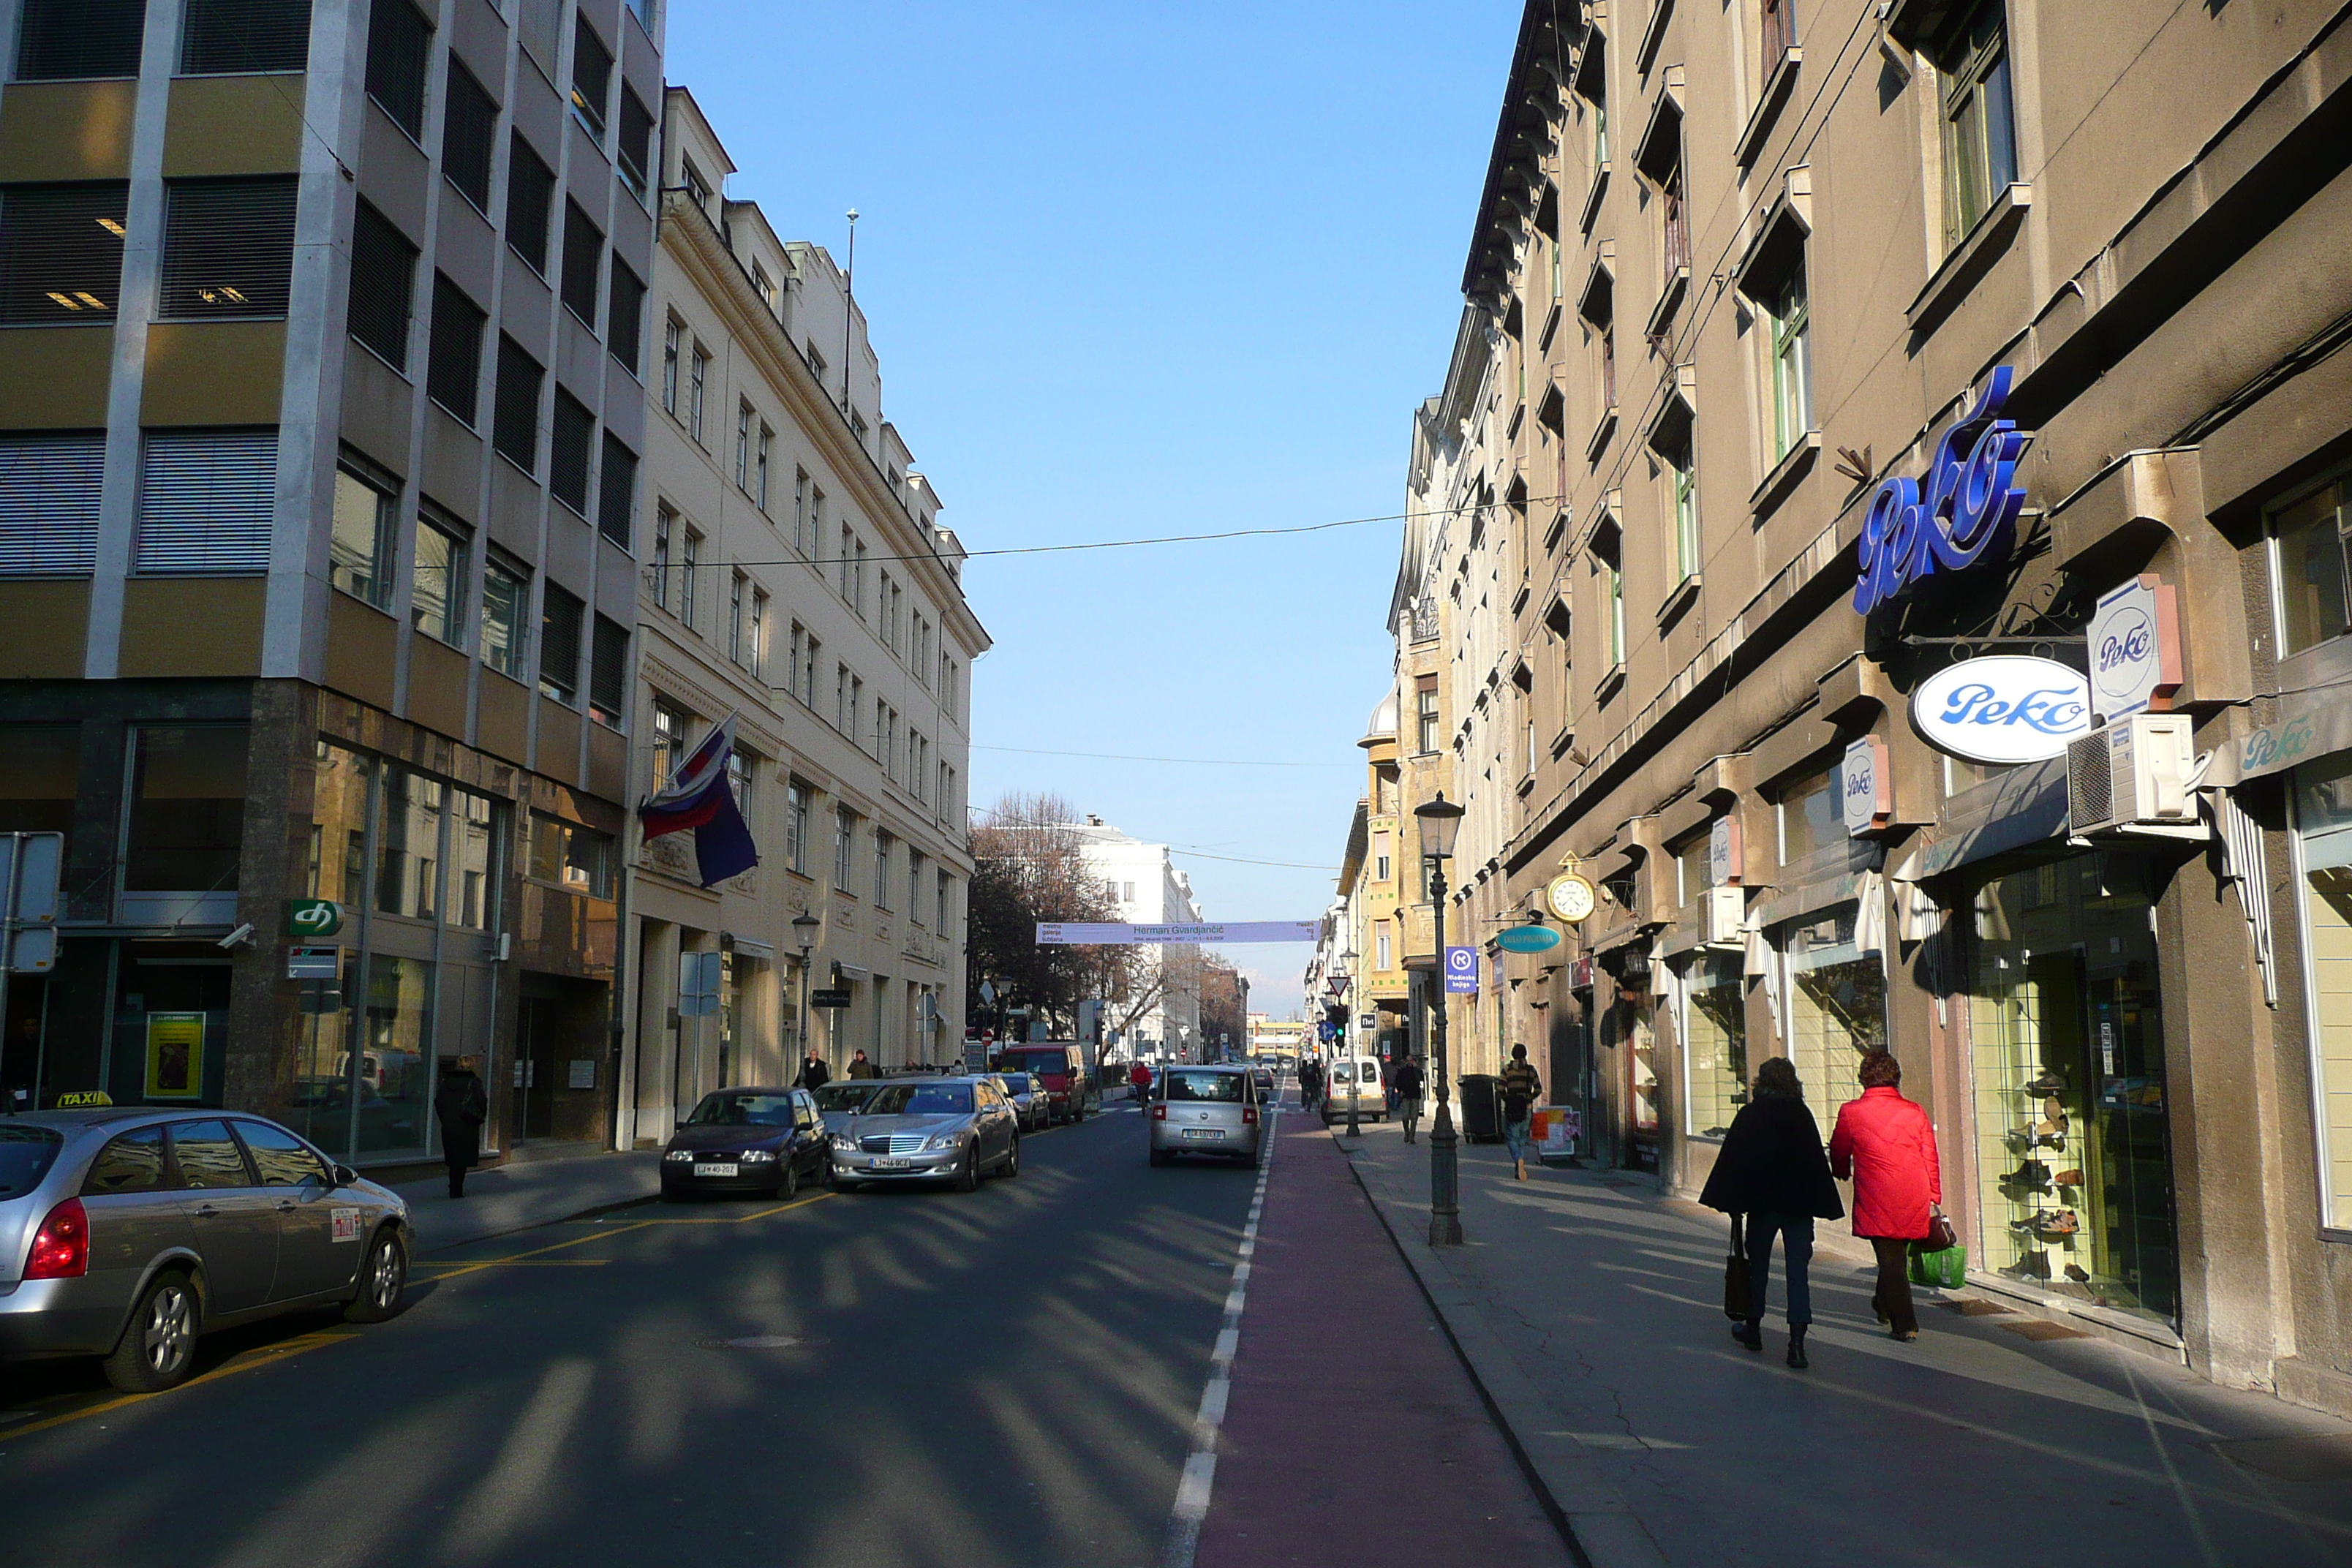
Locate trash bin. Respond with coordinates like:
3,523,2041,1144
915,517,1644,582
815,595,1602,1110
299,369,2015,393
1459,1074,1504,1142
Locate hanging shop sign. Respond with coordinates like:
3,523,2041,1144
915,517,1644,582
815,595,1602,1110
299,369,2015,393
1707,816,1742,886
1496,924,1562,954
1842,736,1893,835
1443,945,1480,994
1910,657,2092,764
2088,575,2182,723
1852,366,2030,615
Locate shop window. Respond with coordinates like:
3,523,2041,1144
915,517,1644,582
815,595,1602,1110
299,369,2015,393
527,815,612,897
1936,1,2017,249
1776,766,1839,865
352,952,433,1160
2271,472,2351,658
307,742,373,908
329,455,396,608
411,508,468,645
451,790,494,930
1678,952,1746,1138
2294,755,2352,1229
374,766,442,921
1782,908,1885,1133
1968,858,2176,1323
0,726,78,851
124,725,248,892
0,182,130,323
18,0,145,80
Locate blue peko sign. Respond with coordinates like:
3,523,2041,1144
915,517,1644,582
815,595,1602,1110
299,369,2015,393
1853,366,2031,615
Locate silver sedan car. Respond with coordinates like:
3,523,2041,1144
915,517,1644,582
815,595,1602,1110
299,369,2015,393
1,1108,411,1392
994,1072,1050,1134
1148,1066,1264,1166
829,1077,1021,1192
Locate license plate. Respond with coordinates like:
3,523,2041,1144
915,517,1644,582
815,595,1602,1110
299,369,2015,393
693,1163,738,1177
1181,1128,1225,1142
874,1157,912,1170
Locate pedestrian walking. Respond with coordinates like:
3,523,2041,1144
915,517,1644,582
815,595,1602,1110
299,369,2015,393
1501,1044,1542,1179
847,1049,878,1079
796,1049,832,1091
1394,1054,1426,1143
1384,1055,1400,1113
434,1056,488,1199
1298,1055,1323,1110
1697,1056,1844,1368
1829,1049,1943,1343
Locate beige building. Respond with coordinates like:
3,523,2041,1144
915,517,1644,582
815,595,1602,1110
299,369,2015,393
619,89,986,1140
1370,0,2352,1415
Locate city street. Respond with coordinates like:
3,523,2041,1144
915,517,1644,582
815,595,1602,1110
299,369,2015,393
0,1106,1260,1567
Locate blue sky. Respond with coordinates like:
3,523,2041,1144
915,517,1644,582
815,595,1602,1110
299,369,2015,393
667,1,1523,1015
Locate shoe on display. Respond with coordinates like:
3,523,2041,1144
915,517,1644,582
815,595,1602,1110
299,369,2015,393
2064,1263,2092,1284
2031,1210,2081,1238
2001,1160,2051,1186
2034,1115,2070,1138
2000,1249,2053,1281
2053,1168,2084,1186
2021,1071,2070,1096
2043,1096,2067,1121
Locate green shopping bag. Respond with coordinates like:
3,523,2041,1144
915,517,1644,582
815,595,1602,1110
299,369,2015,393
1910,1243,1967,1290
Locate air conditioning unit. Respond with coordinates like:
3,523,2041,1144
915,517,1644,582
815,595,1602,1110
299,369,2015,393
2066,714,2207,839
1700,884,1746,948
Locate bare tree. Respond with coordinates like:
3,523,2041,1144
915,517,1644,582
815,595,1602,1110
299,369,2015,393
966,792,1120,1037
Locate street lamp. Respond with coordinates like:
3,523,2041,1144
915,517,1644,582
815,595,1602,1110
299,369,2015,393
1415,791,1467,1246
792,910,821,1069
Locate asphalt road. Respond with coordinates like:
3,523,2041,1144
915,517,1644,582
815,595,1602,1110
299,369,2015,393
0,1101,1259,1568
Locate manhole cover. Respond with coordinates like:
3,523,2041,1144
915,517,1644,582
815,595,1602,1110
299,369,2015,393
696,1335,825,1350
2210,1434,2352,1482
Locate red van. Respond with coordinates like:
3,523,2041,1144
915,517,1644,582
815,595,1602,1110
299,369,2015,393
990,1043,1096,1124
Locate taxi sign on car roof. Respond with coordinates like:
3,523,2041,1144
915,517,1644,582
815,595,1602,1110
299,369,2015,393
53,1090,113,1108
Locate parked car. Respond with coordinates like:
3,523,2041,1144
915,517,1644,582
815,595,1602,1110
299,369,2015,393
809,1079,885,1136
1251,1066,1277,1104
1321,1058,1387,1125
1149,1066,1263,1166
995,1072,1050,1133
661,1088,833,1201
992,1043,1097,1124
0,1108,411,1394
830,1077,1021,1192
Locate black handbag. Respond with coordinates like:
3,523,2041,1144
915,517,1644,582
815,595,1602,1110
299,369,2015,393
1722,1214,1751,1320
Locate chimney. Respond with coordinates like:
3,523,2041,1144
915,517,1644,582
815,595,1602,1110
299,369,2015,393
1086,814,1103,826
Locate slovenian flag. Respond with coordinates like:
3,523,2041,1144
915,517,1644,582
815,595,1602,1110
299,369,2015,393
639,714,760,888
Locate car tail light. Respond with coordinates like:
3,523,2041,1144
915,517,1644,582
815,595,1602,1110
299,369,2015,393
25,1196,88,1280
1152,1104,1166,1121
1243,1107,1259,1125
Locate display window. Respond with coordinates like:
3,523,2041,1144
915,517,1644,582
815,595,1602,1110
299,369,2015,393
1678,952,1748,1138
2291,754,2352,1230
1781,905,1885,1136
1967,855,2178,1325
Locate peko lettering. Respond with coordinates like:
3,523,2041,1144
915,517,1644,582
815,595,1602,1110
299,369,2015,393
1936,682,2087,736
1854,366,2031,614
2097,624,2152,672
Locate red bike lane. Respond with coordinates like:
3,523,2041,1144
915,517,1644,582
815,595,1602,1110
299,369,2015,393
1192,1113,1576,1568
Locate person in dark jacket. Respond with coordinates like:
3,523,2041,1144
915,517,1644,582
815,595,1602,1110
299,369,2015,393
796,1050,831,1090
1698,1055,1844,1368
1393,1055,1426,1142
1501,1045,1543,1179
846,1049,878,1079
434,1056,489,1199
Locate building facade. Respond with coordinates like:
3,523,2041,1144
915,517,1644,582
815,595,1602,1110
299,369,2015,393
1373,0,2352,1414
621,88,984,1139
1069,814,1202,1060
0,0,664,1164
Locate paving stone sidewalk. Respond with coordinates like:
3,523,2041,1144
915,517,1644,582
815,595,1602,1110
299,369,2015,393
1341,1117,2352,1568
388,1149,660,1253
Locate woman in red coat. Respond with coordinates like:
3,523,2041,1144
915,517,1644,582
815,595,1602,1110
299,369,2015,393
1828,1050,1941,1341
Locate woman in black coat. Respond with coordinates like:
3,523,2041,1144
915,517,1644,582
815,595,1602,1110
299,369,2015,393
434,1056,489,1199
1697,1055,1844,1368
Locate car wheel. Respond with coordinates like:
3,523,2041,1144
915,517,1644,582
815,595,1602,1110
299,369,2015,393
344,1228,409,1324
953,1145,981,1192
105,1270,200,1393
779,1160,800,1201
1003,1137,1021,1179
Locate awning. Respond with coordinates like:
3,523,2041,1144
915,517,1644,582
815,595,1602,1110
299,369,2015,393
1896,755,2070,881
2205,673,2352,785
728,935,775,962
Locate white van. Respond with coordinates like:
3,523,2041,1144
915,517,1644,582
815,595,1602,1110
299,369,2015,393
1320,1057,1385,1124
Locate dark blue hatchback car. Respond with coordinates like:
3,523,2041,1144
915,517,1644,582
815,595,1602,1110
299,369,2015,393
660,1088,832,1200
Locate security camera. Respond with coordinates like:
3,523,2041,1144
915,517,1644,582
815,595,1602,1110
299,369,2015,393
217,922,256,951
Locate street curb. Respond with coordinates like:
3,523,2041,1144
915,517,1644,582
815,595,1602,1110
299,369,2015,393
413,1191,660,1258
1330,1128,1673,1568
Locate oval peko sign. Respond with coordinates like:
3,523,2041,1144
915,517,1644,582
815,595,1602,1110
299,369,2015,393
1496,924,1562,954
1910,656,2092,764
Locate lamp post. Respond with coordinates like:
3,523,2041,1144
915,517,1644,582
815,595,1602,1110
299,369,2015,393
792,909,821,1063
1415,791,1466,1246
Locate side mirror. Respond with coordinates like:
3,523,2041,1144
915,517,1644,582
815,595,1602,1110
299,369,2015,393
333,1164,358,1187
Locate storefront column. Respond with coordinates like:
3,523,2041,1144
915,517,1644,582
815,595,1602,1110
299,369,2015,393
633,920,681,1143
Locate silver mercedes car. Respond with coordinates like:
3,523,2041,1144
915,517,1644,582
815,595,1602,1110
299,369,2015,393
829,1077,1021,1192
0,1107,412,1392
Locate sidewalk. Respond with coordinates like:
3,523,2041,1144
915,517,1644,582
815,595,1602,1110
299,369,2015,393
1194,1113,1575,1568
388,1149,660,1254
1341,1117,2352,1568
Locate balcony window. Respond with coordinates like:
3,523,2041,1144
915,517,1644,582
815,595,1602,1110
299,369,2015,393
162,177,299,320
1937,1,2018,249
20,0,145,80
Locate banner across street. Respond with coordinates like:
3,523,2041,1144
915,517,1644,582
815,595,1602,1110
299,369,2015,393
1034,921,1317,945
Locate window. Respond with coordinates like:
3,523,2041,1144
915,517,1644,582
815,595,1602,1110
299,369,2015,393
589,614,628,727
749,589,768,676
598,431,636,548
411,508,467,644
728,570,747,664
559,200,603,327
426,273,485,423
539,584,583,703
505,134,555,276
1661,169,1689,279
549,390,593,515
2272,474,2352,657
753,264,776,311
1375,836,1390,882
735,402,753,489
2294,755,2352,1227
785,781,810,872
1768,261,1812,462
182,0,311,73
125,725,247,892
679,528,700,630
330,457,396,608
682,157,709,208
170,1123,250,1188
834,805,856,889
1937,1,2017,248
652,505,672,608
0,182,129,323
1759,0,1795,76
799,633,819,706
492,335,542,472
1376,925,1392,970
874,831,892,905
450,788,494,930
854,540,868,614
374,765,442,919
807,342,826,380
480,553,527,676
938,870,952,935
727,746,750,810
164,177,300,320
238,1118,328,1188
688,346,708,442
0,432,103,574
807,484,825,557
834,664,849,729
441,57,498,213
617,89,655,199
83,1126,167,1195
662,318,680,412
755,426,772,510
527,815,614,897
1671,452,1697,584
569,12,612,139
136,429,276,575
608,257,644,374
1776,766,1839,865
908,849,925,919
364,0,432,141
18,0,144,79
839,525,854,601
1416,676,1439,753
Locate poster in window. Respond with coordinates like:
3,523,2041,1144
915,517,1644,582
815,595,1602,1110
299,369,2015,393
145,1013,206,1101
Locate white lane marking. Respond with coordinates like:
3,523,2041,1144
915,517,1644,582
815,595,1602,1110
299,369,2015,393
1163,1107,1278,1568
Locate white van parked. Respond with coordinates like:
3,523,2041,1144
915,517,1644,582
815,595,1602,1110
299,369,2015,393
1320,1057,1385,1125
